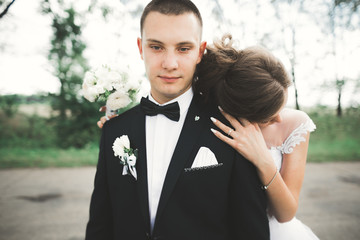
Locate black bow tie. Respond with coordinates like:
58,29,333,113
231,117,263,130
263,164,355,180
140,97,180,122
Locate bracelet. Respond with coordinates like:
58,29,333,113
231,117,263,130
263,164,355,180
261,169,279,190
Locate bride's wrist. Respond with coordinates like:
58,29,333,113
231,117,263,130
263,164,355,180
253,152,274,170
256,156,277,181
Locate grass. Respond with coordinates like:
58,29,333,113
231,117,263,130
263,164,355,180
306,107,360,162
0,106,359,168
0,146,99,168
2,138,358,169
308,139,360,162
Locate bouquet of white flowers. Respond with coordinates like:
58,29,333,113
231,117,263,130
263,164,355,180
82,64,141,118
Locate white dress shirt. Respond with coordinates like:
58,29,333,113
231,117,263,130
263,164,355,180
146,88,193,230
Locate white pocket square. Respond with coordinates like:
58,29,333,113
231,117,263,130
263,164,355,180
191,147,218,168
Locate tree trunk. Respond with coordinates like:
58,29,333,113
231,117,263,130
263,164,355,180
0,0,16,19
291,27,300,110
292,64,300,110
337,89,342,117
336,79,345,117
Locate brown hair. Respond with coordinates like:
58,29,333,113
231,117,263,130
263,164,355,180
140,0,203,36
195,34,291,123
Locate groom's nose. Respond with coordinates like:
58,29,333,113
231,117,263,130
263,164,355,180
161,51,178,70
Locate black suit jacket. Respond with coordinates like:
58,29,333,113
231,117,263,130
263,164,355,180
85,94,269,240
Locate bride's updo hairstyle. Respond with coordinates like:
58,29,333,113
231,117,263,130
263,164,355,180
195,34,291,123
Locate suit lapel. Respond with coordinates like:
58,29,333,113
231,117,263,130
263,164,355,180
153,95,207,229
131,107,151,233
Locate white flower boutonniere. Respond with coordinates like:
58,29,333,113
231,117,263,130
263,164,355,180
112,135,138,180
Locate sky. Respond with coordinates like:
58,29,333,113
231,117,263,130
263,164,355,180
0,0,359,108
0,0,58,94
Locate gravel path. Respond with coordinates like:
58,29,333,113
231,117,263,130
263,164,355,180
0,162,359,240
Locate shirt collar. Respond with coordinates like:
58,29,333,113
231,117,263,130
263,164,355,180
148,87,193,116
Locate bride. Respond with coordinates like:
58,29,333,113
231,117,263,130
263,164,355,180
97,34,319,239
196,34,319,240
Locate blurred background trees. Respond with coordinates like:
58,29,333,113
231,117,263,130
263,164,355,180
40,0,101,148
0,0,359,164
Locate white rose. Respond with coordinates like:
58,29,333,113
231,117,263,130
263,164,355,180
113,82,124,91
119,135,130,149
82,70,100,102
95,66,110,82
127,78,141,91
108,71,122,85
95,84,106,95
112,135,130,158
127,154,136,167
82,83,98,102
100,71,118,92
84,71,97,86
106,90,132,110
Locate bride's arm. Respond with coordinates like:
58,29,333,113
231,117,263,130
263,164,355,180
269,134,309,221
210,111,310,223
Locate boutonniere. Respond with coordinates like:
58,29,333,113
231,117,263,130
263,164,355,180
112,135,138,180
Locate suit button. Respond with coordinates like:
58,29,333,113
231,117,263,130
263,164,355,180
146,233,151,240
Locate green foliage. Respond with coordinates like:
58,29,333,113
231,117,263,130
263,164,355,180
335,0,360,20
0,99,103,149
308,139,360,162
307,106,360,162
0,145,99,168
0,94,19,117
308,106,360,139
0,110,57,148
0,106,359,168
41,0,102,148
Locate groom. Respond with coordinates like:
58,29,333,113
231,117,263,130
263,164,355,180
85,0,269,239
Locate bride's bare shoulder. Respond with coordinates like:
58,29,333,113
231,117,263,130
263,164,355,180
281,108,311,124
262,109,314,147
279,108,315,138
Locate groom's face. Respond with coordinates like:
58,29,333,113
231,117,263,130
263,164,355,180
137,12,206,104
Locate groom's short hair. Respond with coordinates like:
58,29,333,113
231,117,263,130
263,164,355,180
140,0,203,36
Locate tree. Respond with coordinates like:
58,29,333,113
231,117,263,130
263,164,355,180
271,0,307,110
0,94,19,117
41,0,101,148
0,0,16,19
335,0,360,110
335,0,360,24
326,0,359,116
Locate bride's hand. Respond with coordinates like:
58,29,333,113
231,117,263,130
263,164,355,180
210,110,272,167
97,106,118,129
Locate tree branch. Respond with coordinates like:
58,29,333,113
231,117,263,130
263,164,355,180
0,0,16,19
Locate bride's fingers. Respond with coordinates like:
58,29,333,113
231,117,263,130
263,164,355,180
97,120,103,129
252,122,261,131
238,118,261,132
210,117,235,137
238,118,251,127
218,107,243,130
100,116,107,124
97,115,118,129
210,128,237,149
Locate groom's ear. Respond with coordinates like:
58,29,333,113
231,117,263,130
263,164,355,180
137,37,144,60
196,41,207,64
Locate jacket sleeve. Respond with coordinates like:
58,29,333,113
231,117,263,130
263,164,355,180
85,126,113,240
228,153,270,240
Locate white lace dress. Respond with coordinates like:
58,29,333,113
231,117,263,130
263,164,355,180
268,116,319,240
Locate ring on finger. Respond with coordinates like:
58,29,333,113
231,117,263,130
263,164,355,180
227,129,233,136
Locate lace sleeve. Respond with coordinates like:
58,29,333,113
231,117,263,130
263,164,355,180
276,118,316,154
